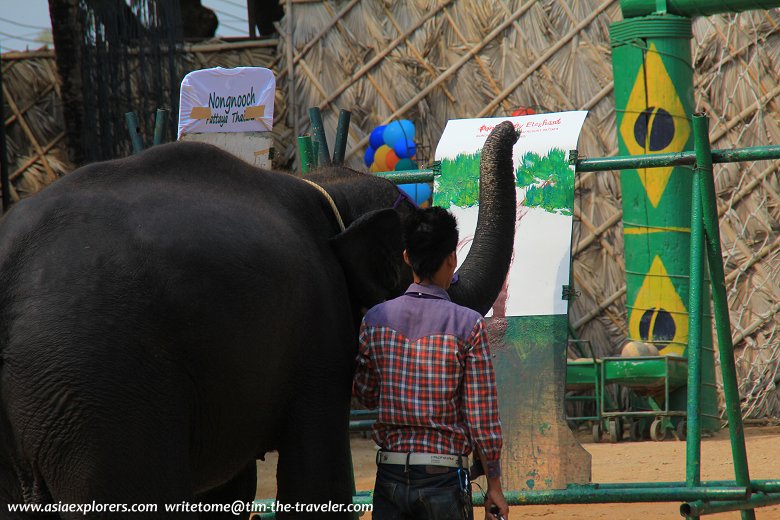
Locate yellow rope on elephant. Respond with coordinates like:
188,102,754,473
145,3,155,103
300,178,346,233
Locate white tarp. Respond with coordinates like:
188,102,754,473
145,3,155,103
434,111,588,317
177,67,275,139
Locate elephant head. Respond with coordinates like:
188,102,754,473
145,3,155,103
314,120,518,316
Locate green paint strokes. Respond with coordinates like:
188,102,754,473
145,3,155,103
539,422,552,435
435,148,574,214
526,479,536,489
503,315,569,360
516,148,574,215
434,151,481,208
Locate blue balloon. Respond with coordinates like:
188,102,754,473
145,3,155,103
398,183,432,205
393,138,417,159
383,120,415,147
399,119,415,139
369,126,387,149
363,146,376,167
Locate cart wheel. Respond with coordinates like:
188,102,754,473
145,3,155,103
629,419,644,441
650,418,667,441
676,420,687,441
608,418,623,443
592,422,602,443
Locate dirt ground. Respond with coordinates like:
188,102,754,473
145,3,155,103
256,426,780,519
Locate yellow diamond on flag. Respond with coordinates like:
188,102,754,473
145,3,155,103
619,43,690,208
628,256,688,356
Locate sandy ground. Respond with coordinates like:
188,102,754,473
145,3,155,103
256,426,780,519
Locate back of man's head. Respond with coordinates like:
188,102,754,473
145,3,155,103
403,207,459,280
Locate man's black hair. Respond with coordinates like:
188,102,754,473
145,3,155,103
403,207,458,280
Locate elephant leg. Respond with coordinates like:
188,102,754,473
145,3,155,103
275,387,354,519
32,382,198,519
45,440,197,520
194,461,257,520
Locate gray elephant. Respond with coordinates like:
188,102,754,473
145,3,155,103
0,122,518,518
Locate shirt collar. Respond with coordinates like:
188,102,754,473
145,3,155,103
405,283,451,301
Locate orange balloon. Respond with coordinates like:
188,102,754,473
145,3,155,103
385,149,400,171
373,145,392,171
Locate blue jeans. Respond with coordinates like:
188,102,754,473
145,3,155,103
373,464,474,520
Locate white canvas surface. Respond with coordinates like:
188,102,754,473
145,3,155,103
435,112,588,317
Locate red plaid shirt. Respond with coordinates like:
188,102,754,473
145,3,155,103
354,283,502,464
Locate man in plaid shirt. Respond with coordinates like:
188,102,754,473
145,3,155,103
354,207,508,520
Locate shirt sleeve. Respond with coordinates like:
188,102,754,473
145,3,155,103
353,319,379,410
462,317,503,472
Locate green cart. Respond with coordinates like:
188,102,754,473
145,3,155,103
599,355,689,442
565,340,607,442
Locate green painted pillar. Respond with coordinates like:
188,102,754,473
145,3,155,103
610,15,719,430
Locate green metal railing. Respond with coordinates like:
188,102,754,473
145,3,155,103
620,0,780,17
570,145,780,172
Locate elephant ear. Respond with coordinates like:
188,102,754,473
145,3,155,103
330,209,405,309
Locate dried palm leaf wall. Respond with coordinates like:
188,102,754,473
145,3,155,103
1,52,69,201
0,39,279,203
276,1,780,418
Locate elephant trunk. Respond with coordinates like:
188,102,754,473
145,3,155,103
447,121,518,315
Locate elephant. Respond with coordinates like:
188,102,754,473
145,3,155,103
0,121,518,518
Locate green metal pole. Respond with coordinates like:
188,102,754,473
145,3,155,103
297,135,315,174
252,485,748,512
125,112,144,154
484,487,748,505
375,170,436,184
312,141,320,168
694,113,755,520
621,0,780,18
594,480,780,493
573,145,780,172
153,109,168,146
681,493,780,517
332,109,351,165
348,419,375,431
308,107,332,166
686,115,707,495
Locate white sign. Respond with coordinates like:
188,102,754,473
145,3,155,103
434,111,588,317
177,67,275,139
